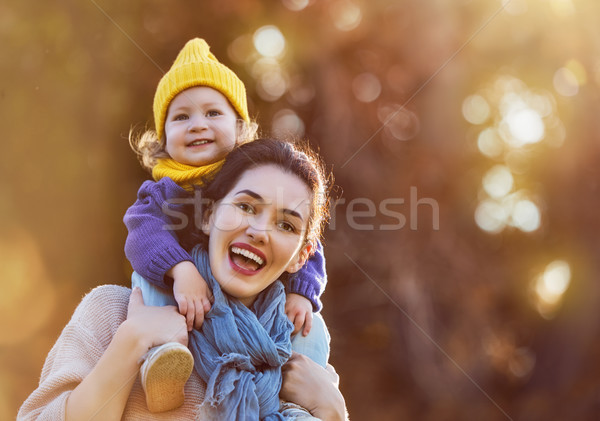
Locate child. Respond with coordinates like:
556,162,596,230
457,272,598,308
123,38,329,413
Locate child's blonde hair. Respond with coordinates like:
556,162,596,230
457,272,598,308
130,38,258,171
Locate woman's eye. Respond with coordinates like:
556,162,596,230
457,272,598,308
237,203,255,214
278,221,295,233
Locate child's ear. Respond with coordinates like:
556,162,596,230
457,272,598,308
286,242,313,274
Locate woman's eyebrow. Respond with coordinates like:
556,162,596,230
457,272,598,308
235,189,262,200
283,208,304,221
235,189,305,221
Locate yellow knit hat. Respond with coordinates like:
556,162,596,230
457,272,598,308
153,38,249,140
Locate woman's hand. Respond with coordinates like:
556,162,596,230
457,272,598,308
281,353,348,421
126,287,190,353
65,289,190,420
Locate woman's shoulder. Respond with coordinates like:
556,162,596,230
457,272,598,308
72,285,131,335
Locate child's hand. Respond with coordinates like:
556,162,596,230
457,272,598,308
285,293,313,336
170,261,212,331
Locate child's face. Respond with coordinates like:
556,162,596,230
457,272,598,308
164,86,239,167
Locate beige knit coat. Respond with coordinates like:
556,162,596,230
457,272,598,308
17,285,207,420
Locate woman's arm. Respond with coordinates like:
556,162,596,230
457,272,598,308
18,286,189,421
280,353,348,421
65,287,189,420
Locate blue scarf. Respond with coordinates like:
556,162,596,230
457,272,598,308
189,246,294,420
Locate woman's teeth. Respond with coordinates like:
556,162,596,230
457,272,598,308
231,246,264,267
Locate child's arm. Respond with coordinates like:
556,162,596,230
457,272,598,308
285,240,327,336
124,178,193,288
124,178,211,329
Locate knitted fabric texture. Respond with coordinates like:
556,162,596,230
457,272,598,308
188,246,294,421
17,285,207,420
153,38,249,140
152,157,225,191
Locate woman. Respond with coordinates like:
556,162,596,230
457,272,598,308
18,139,346,420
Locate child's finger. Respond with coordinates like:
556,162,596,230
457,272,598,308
185,299,194,331
293,312,305,336
302,312,313,337
193,299,204,330
202,297,212,313
177,295,188,317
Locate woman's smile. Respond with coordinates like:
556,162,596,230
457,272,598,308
204,164,313,306
229,243,267,275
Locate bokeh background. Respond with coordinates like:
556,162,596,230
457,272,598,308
3,0,600,419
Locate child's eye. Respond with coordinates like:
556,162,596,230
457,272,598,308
278,221,296,233
207,110,222,117
173,113,188,121
237,203,255,214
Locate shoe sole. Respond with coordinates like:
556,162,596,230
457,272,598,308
141,343,194,413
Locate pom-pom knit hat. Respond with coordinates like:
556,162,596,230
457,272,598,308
153,38,249,140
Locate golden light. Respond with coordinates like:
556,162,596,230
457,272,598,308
228,34,253,64
508,347,536,379
250,57,281,78
467,75,560,235
253,25,286,58
475,199,508,233
565,59,587,84
258,69,287,101
594,59,600,87
0,228,56,345
462,94,490,125
503,0,528,16
377,104,420,140
511,199,540,232
505,149,530,174
352,72,381,103
502,106,545,146
329,0,362,31
281,0,310,12
272,108,305,137
250,57,288,101
533,260,571,318
550,0,576,17
526,90,554,117
483,165,514,199
287,76,316,106
477,128,504,158
553,67,579,97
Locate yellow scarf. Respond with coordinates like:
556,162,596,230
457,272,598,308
152,158,225,191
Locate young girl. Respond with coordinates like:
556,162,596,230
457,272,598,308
124,39,329,412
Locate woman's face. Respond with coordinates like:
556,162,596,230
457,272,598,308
203,164,313,306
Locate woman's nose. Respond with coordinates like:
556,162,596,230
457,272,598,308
245,217,269,245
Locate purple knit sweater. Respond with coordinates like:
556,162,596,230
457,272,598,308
123,177,327,311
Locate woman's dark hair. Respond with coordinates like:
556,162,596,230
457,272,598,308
200,138,331,248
